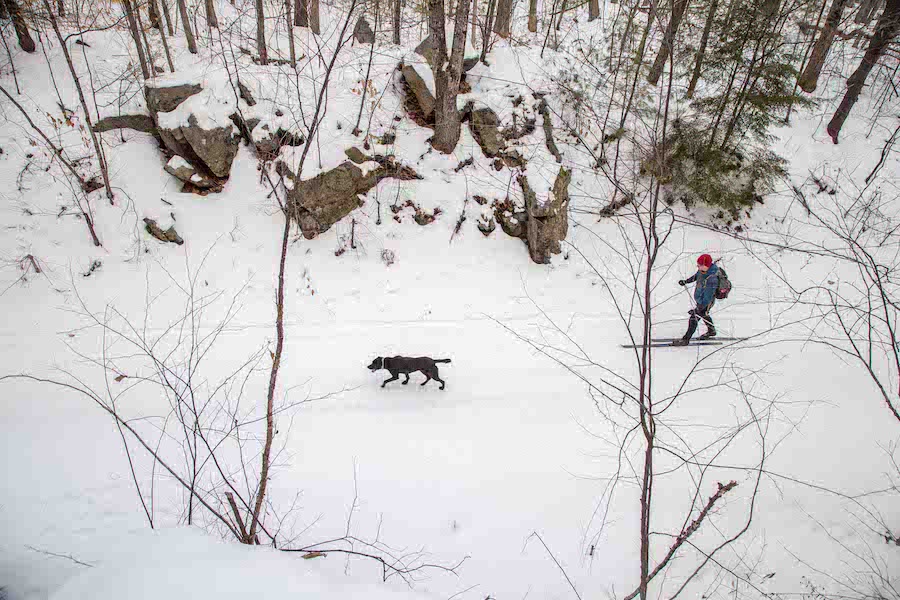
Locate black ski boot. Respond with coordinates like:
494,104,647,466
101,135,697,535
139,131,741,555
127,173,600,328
697,327,717,341
671,338,690,346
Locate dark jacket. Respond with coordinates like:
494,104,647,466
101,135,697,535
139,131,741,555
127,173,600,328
685,264,719,307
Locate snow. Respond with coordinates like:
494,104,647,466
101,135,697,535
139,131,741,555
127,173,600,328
167,155,192,171
1,1,899,600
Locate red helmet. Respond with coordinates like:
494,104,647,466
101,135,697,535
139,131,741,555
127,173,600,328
697,254,713,268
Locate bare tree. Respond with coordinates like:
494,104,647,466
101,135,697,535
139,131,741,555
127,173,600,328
309,0,321,34
256,0,268,63
393,0,401,43
160,0,175,36
528,0,538,31
685,0,718,98
826,0,900,142
588,0,600,21
285,0,296,67
5,0,35,52
122,0,152,80
43,0,114,204
428,0,472,152
150,0,176,72
177,0,198,53
493,0,511,36
647,0,691,85
205,0,218,27
798,0,851,92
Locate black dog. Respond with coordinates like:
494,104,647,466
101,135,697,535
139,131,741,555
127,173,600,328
367,356,451,390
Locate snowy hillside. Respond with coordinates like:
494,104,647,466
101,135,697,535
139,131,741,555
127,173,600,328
1,0,898,598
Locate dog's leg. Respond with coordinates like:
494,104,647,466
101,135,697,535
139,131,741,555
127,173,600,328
420,375,431,386
402,373,410,385
434,376,446,390
382,372,400,387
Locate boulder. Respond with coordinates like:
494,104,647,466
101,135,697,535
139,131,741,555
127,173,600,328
178,115,241,178
146,83,202,114
353,17,375,43
285,157,420,239
525,167,571,264
401,64,435,122
94,114,157,134
468,107,504,157
344,147,369,164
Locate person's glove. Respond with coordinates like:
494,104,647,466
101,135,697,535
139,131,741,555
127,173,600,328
678,279,686,286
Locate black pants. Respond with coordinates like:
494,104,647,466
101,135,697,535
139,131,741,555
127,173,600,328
684,303,714,340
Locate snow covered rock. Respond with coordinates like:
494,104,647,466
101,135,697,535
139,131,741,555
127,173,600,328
525,167,570,264
468,107,504,157
93,114,157,134
353,17,375,44
401,64,435,123
143,218,184,245
159,115,240,179
164,155,215,189
146,83,202,114
285,157,420,239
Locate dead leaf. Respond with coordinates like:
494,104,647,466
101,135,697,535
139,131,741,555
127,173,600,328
302,551,325,560
114,374,127,382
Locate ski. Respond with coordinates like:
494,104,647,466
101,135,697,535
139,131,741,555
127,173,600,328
620,341,725,349
650,337,748,343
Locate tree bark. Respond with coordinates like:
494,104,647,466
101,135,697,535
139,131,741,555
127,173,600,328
686,0,718,98
6,0,35,52
430,0,472,152
205,0,218,27
149,0,161,28
647,0,691,85
160,0,175,36
528,0,538,30
393,0,402,43
177,0,198,53
493,0,512,37
43,0,114,203
256,0,267,63
799,0,851,92
827,0,900,142
149,0,176,71
295,0,308,25
589,0,600,21
472,0,480,41
285,0,296,66
122,0,152,80
0,0,8,20
855,0,880,23
56,0,64,16
309,0,321,33
480,0,495,61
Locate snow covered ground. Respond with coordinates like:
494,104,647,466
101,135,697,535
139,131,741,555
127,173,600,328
1,1,898,599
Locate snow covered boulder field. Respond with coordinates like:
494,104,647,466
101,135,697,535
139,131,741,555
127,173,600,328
1,0,898,599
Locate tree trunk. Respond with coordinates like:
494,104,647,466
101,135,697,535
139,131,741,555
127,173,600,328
205,0,218,27
528,0,538,30
295,0,308,25
177,0,198,52
309,0,320,33
160,0,175,36
588,0,600,21
42,0,114,203
122,0,152,79
827,0,900,142
430,0,472,152
151,0,176,71
686,0,718,98
255,0,267,63
855,0,880,23
0,0,8,20
647,0,691,84
393,0,402,43
472,0,480,41
480,0,496,61
56,0,64,16
493,0,512,37
285,0,296,66
149,0,161,28
6,0,35,52
799,0,851,92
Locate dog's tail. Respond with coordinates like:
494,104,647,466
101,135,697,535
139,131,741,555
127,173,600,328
434,359,452,363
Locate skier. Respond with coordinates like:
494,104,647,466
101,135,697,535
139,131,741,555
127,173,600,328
672,254,718,346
